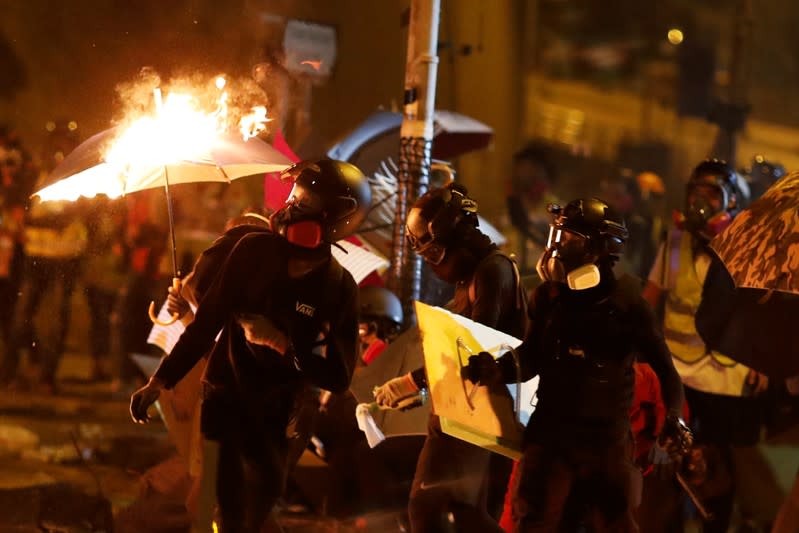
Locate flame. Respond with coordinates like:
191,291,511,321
106,91,224,170
239,106,270,140
35,75,271,202
301,59,323,72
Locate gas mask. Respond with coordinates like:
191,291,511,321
676,181,735,241
270,184,325,249
535,226,602,290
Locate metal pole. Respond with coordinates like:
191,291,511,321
711,0,752,164
388,0,441,329
163,166,179,279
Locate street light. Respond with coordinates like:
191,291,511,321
667,28,684,45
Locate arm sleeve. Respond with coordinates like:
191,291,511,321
153,234,266,388
647,241,667,289
500,284,549,383
291,272,360,394
410,366,428,390
634,296,684,418
470,255,518,331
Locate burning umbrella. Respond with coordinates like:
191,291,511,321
33,79,293,325
695,170,799,379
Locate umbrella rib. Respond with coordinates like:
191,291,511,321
217,165,232,183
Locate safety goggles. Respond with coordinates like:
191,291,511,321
405,227,447,265
545,226,588,258
686,183,726,215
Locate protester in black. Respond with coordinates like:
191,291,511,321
129,159,370,532
373,182,528,533
469,198,688,532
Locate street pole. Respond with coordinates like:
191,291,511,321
388,0,441,328
711,0,752,165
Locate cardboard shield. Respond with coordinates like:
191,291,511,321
415,302,538,459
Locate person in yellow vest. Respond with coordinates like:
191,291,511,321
3,198,88,392
643,159,769,532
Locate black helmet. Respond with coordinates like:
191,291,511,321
271,159,371,247
405,182,479,265
681,158,748,240
359,286,403,327
536,197,628,290
748,155,785,200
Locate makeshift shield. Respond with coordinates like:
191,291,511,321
415,301,538,459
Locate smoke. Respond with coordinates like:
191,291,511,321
111,67,270,137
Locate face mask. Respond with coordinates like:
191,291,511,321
536,229,603,291
429,249,473,283
565,263,601,290
675,204,733,241
271,193,325,249
536,253,602,291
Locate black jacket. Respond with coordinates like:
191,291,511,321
154,232,360,399
506,274,684,445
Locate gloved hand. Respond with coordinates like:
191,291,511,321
130,377,165,424
682,444,709,487
166,285,191,319
744,369,769,396
659,415,693,461
373,373,420,409
237,313,290,354
462,351,501,385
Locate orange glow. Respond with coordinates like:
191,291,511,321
239,106,270,140
301,59,323,71
35,75,270,202
106,91,225,170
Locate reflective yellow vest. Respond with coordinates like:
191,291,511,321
663,230,738,367
24,221,87,260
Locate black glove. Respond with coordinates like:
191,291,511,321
659,415,693,461
462,351,500,385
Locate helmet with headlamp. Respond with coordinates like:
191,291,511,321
536,197,628,290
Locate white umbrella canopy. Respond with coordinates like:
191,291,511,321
32,125,293,326
34,127,293,202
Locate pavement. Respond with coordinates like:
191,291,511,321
0,352,410,533
4,350,796,532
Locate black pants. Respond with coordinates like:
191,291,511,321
86,286,117,361
117,272,164,381
0,278,19,346
682,386,764,532
3,256,81,384
408,414,505,533
512,438,641,532
202,386,296,533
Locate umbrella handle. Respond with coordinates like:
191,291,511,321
148,277,182,326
